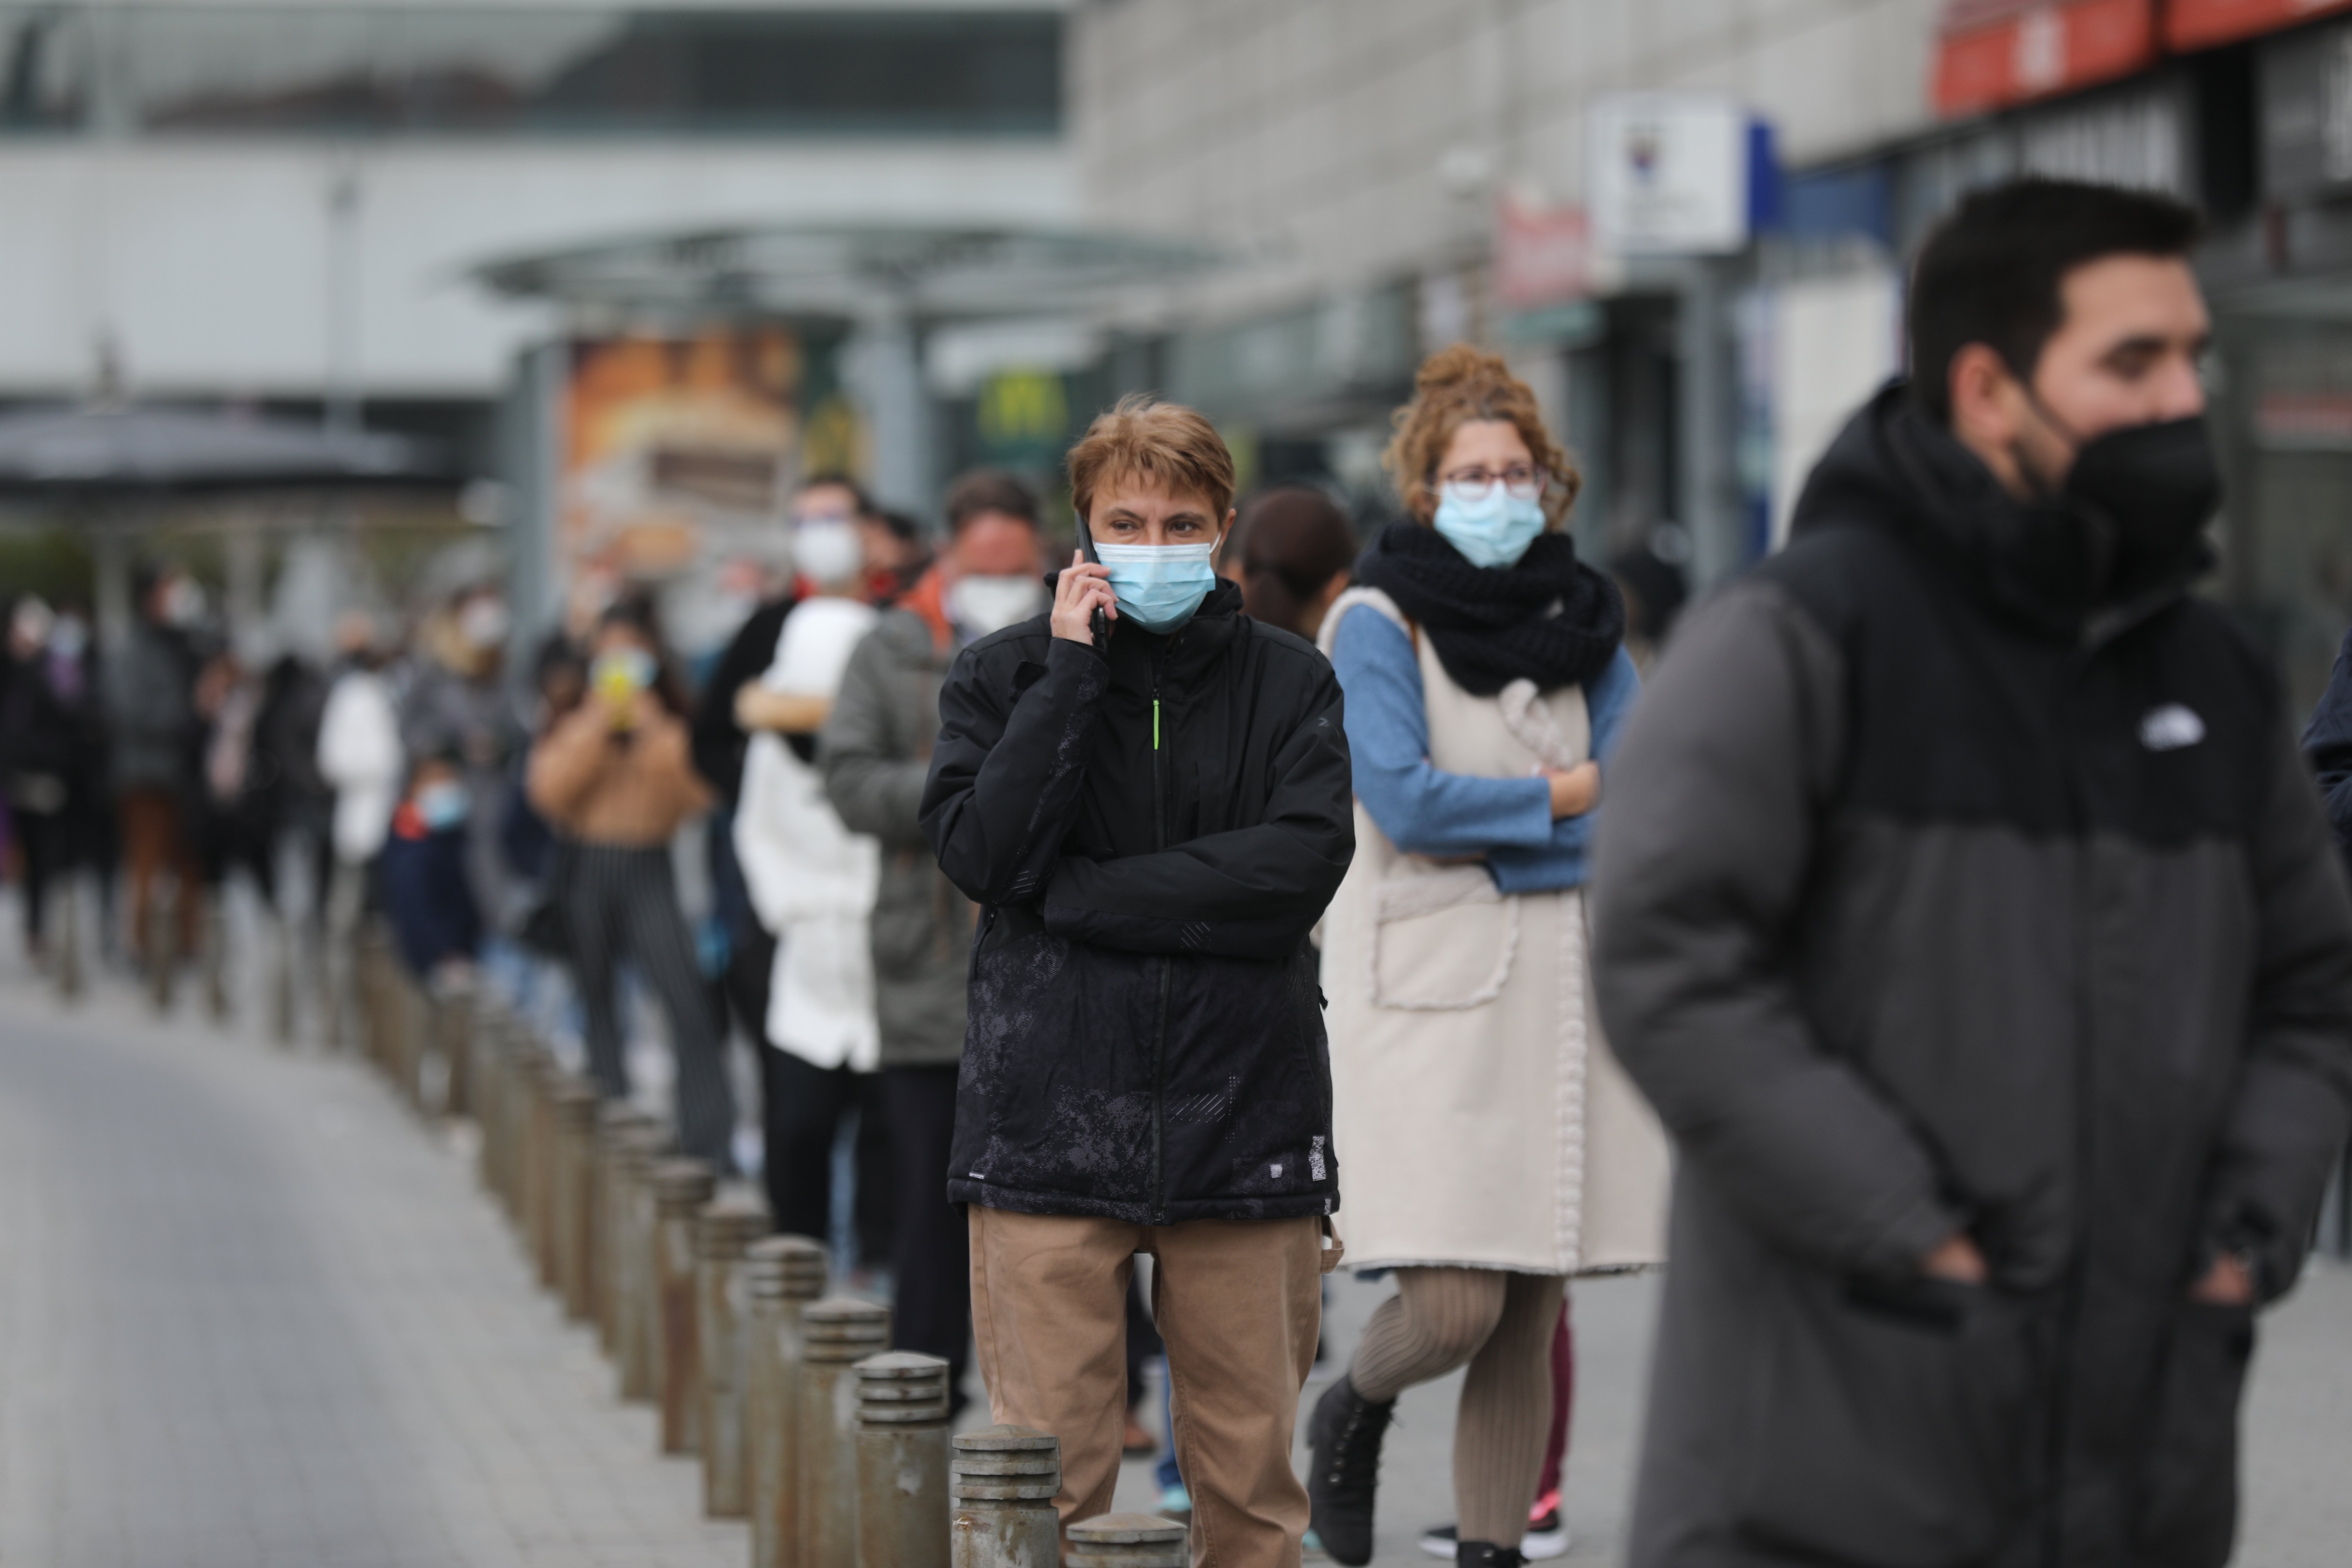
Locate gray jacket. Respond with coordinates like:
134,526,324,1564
821,607,970,1069
1592,390,2352,1568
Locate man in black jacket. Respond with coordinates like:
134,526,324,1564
1594,180,2352,1568
921,397,1353,1565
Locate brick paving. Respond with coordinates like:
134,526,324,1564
0,977,745,1568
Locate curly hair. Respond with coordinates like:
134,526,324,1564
1382,344,1581,527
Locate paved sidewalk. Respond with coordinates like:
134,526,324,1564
0,978,745,1568
4,957,2350,1567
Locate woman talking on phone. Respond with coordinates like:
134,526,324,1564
525,597,735,1168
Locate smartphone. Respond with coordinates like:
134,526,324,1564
1077,518,1111,654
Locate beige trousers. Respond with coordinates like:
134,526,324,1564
968,1205,1324,1568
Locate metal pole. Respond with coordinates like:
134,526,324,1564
652,1160,718,1454
695,1198,772,1518
747,1236,829,1568
855,1352,951,1568
799,1298,891,1568
615,1126,671,1402
525,1056,560,1288
596,1106,661,1354
553,1080,601,1321
1066,1514,1187,1568
950,1426,1062,1568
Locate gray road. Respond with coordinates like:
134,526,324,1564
3,958,2350,1566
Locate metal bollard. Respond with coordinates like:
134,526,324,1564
1065,1514,1187,1568
552,1079,602,1320
652,1159,718,1454
746,1236,828,1568
854,1351,952,1568
615,1126,671,1401
54,876,81,1001
434,976,475,1118
695,1198,771,1517
799,1298,891,1568
596,1106,661,1353
471,1003,510,1197
950,1426,1062,1568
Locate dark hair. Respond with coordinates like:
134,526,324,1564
797,472,876,517
1908,179,2203,423
944,468,1040,531
1235,486,1357,637
874,508,924,542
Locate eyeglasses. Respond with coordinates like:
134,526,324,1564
1434,464,1547,504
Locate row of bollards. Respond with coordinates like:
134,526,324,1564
357,929,1180,1567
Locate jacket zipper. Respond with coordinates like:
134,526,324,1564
1149,637,1172,1226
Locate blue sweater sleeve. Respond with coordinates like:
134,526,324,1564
1330,603,1555,857
1489,645,1640,894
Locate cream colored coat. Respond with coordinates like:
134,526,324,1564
1317,588,1668,1275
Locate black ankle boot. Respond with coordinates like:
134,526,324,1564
1305,1374,1394,1566
1456,1544,1529,1568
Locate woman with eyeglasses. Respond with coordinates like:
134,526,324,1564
1306,346,1670,1568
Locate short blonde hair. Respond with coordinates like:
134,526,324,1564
1067,394,1236,524
1383,345,1581,527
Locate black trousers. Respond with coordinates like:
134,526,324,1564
566,844,735,1167
758,1045,893,1266
884,1064,970,1411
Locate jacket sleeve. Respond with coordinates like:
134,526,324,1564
1040,654,1355,959
2300,626,2352,880
2201,718,2352,1302
921,636,1107,906
822,629,929,848
692,599,788,804
526,708,611,823
1591,581,1960,1278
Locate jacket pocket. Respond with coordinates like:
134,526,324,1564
1370,866,1517,1010
1734,1271,2045,1568
2130,1301,2255,1568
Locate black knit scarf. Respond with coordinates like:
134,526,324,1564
1352,523,1624,696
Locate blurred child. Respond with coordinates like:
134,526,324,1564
378,752,482,988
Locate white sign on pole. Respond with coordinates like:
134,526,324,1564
1587,94,1752,255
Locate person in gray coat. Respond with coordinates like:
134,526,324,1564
1593,181,2352,1568
821,468,1046,1413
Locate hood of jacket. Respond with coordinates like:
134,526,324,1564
1789,381,2211,639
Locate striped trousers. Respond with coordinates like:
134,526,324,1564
566,843,735,1167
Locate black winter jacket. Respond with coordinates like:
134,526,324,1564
1594,386,2352,1568
919,578,1354,1224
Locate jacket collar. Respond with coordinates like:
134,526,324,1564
1790,382,2209,640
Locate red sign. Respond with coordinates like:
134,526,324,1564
2166,0,2352,50
1493,200,1591,311
1933,0,2157,118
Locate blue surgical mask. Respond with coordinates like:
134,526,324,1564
1432,486,1547,569
1095,540,1219,634
417,780,470,831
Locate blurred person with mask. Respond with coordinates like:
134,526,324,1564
1,596,102,965
922,398,1354,1564
402,584,526,939
818,467,1045,1412
317,610,405,1048
527,598,733,1167
106,564,210,989
1594,181,2352,1568
1232,485,1359,642
692,474,868,1064
379,749,483,988
732,492,892,1261
1307,348,1665,1568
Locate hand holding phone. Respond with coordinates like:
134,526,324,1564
1052,542,1116,651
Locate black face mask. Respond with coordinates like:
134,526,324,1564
2062,414,2222,587
2012,405,2222,602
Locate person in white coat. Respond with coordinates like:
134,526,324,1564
732,507,888,1247
1307,348,1670,1568
315,611,404,1050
